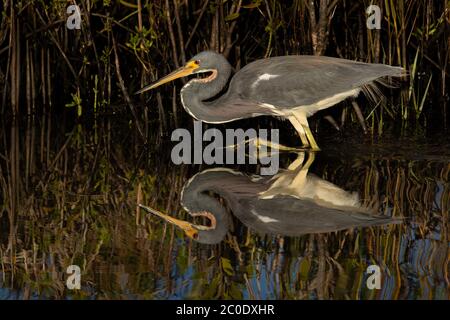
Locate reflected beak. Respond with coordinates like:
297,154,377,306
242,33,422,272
135,61,199,94
138,204,199,239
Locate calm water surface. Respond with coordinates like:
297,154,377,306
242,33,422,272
0,116,448,299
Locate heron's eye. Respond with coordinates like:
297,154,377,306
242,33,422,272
194,60,200,65
192,232,199,239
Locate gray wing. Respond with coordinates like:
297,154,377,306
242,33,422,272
235,195,401,237
229,56,404,108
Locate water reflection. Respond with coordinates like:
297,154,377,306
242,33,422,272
141,152,400,244
0,117,448,299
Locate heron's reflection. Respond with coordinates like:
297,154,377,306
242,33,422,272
140,152,400,244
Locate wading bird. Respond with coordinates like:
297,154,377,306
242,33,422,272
137,51,404,150
139,152,400,244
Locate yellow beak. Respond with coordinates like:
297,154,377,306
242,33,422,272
138,204,199,240
135,61,199,94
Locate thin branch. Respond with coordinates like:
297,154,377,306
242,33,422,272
112,33,144,138
185,0,209,49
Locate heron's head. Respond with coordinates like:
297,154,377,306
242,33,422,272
135,51,226,94
138,204,218,244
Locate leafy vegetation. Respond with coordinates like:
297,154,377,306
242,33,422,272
0,0,448,133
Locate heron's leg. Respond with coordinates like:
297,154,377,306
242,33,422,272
294,113,320,151
288,116,310,147
303,125,320,151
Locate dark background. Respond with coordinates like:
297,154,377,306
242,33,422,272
0,0,448,134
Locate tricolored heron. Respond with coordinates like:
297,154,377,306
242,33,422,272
136,51,405,150
139,152,400,244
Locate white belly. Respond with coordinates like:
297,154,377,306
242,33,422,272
287,88,361,117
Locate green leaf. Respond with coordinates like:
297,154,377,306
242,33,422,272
242,0,262,9
225,12,239,22
221,257,234,276
229,283,243,299
299,258,310,280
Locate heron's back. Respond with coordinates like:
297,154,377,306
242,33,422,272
229,55,405,113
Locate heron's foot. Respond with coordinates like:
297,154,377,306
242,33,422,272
299,129,320,151
224,138,304,153
249,137,305,152
296,134,320,151
253,138,306,159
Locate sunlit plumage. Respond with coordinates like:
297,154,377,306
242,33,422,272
137,51,405,150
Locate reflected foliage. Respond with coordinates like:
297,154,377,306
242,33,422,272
0,118,448,299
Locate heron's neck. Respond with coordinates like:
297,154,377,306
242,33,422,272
180,59,232,122
181,174,232,244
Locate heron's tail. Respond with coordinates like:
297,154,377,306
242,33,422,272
361,65,407,103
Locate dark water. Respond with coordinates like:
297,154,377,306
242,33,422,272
0,116,448,299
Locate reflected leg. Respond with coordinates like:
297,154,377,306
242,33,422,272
291,151,316,187
287,152,305,170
